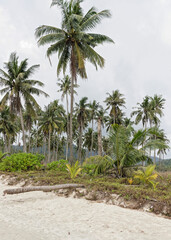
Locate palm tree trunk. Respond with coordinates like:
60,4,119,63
154,134,157,165
69,44,76,164
78,121,83,163
66,93,69,161
8,136,11,153
19,106,27,153
91,119,94,156
98,119,102,156
53,134,55,161
4,134,8,152
48,130,51,163
56,139,59,161
28,128,31,153
43,137,47,161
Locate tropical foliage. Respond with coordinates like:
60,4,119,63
0,0,170,177
66,160,82,179
134,165,159,189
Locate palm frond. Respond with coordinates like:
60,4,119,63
81,10,112,31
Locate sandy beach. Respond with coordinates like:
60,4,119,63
0,177,170,240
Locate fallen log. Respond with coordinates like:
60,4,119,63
3,184,84,195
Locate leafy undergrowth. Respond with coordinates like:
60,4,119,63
0,170,171,217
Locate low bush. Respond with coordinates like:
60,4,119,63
83,155,114,175
46,159,68,172
0,153,44,172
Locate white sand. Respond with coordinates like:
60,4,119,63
0,178,171,240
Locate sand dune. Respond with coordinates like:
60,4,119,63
0,177,170,240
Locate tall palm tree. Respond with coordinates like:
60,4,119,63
131,96,152,129
89,100,99,155
39,100,65,162
75,97,89,162
146,127,170,165
96,106,107,156
23,107,37,152
83,128,93,157
104,90,126,125
150,94,165,124
149,95,166,162
35,0,114,163
0,52,48,152
57,75,78,160
0,106,18,152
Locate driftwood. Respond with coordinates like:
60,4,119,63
3,184,84,195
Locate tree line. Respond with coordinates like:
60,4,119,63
0,0,170,167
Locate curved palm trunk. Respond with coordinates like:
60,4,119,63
69,44,76,164
97,119,102,156
66,93,69,161
91,119,94,156
19,106,27,153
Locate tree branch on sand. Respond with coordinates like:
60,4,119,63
3,184,84,195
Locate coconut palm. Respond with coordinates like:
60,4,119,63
57,75,78,160
150,94,165,126
89,100,99,155
96,106,107,156
104,90,126,125
75,97,89,162
146,127,170,164
0,52,48,152
110,124,151,176
0,106,17,152
131,96,153,129
35,0,114,163
23,107,37,152
39,100,65,162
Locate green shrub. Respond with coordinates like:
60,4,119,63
66,161,82,179
83,155,114,175
46,159,68,171
0,153,44,172
82,164,97,176
134,165,159,190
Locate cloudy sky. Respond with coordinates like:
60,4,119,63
0,0,171,156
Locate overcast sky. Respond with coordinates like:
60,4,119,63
0,0,171,156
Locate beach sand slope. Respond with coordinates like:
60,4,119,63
0,178,170,240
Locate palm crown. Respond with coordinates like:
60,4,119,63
35,0,114,79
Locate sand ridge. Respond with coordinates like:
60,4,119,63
0,177,171,240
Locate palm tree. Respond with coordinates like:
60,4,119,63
39,100,65,162
131,96,152,129
0,106,17,152
150,94,165,125
110,124,151,176
0,52,48,152
35,0,114,163
96,106,107,156
146,127,170,165
104,90,126,125
23,107,37,152
75,97,89,162
89,100,99,155
57,75,78,160
83,128,93,157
